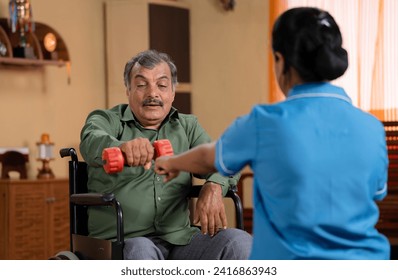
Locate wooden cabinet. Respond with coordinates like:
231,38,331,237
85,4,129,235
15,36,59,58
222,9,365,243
0,179,70,260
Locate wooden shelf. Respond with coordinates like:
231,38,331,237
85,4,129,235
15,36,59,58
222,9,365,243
0,56,67,67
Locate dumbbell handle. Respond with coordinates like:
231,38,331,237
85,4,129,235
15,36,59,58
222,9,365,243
102,139,173,174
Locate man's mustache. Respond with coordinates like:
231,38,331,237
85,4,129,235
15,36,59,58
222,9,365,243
142,98,164,106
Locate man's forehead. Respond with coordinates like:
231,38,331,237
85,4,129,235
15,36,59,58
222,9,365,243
132,62,171,79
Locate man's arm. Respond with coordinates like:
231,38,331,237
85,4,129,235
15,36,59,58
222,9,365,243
194,181,227,236
155,142,227,236
80,109,125,166
175,116,240,235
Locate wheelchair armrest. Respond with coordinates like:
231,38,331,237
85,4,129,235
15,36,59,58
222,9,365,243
70,193,116,206
188,184,240,199
70,193,124,246
225,189,244,230
187,185,202,198
187,185,238,197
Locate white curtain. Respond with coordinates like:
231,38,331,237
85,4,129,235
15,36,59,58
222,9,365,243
284,0,398,120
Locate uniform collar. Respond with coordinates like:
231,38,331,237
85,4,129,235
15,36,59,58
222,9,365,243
286,82,352,104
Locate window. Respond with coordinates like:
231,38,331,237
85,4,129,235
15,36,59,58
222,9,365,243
269,0,398,121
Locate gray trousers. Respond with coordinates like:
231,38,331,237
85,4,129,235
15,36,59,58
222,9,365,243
123,228,252,260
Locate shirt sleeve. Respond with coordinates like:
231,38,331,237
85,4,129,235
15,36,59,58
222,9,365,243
215,111,257,176
79,109,124,166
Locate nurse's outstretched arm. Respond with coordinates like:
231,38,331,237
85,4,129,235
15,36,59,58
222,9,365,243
154,142,217,182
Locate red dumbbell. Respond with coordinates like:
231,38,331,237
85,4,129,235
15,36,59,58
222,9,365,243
102,139,174,174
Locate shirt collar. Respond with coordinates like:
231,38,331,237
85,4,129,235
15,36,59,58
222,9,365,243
286,82,352,104
120,105,180,124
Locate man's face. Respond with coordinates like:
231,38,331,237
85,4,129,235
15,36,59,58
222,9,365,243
127,62,175,129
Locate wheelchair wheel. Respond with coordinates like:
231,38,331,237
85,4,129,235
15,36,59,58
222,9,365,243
50,251,80,260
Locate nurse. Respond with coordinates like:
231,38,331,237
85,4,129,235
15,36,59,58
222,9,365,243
155,7,390,260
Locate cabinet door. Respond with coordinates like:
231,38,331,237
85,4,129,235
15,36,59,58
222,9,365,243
0,184,7,259
105,0,191,113
46,180,70,258
8,183,48,260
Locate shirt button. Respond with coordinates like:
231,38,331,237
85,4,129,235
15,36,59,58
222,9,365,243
156,176,161,181
158,197,161,201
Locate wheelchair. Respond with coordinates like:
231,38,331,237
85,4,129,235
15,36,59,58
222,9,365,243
51,147,244,260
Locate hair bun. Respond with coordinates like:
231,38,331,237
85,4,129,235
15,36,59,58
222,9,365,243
314,45,348,80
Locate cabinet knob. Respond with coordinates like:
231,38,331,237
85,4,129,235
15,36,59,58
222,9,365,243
46,197,56,203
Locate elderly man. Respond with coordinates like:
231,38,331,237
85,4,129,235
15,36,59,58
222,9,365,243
79,49,252,260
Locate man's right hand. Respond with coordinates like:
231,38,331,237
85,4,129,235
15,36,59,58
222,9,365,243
119,137,155,169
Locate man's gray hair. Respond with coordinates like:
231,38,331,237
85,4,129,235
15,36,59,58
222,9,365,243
124,49,178,90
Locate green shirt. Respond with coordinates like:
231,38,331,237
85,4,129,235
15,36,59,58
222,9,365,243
80,104,239,245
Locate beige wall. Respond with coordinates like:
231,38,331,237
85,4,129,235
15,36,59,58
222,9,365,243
189,0,269,138
0,0,269,179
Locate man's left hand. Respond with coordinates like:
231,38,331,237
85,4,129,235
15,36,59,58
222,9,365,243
193,182,227,236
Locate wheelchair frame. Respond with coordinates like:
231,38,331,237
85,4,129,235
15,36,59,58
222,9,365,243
53,147,244,260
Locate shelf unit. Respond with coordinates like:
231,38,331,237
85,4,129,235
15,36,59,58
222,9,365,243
0,18,70,67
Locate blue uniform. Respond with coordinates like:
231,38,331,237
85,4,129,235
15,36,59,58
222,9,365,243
215,82,390,259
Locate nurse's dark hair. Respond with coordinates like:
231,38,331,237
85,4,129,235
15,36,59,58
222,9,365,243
124,49,178,90
272,7,348,82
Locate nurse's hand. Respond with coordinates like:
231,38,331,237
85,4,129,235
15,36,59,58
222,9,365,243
154,156,180,182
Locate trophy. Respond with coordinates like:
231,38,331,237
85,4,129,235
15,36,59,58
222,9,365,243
8,0,35,58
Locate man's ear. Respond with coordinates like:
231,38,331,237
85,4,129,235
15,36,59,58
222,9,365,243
171,86,176,101
125,88,130,97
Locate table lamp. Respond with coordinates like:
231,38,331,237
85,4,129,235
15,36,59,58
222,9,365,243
36,133,55,179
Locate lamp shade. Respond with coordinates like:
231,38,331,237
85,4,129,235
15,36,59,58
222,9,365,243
37,133,54,160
